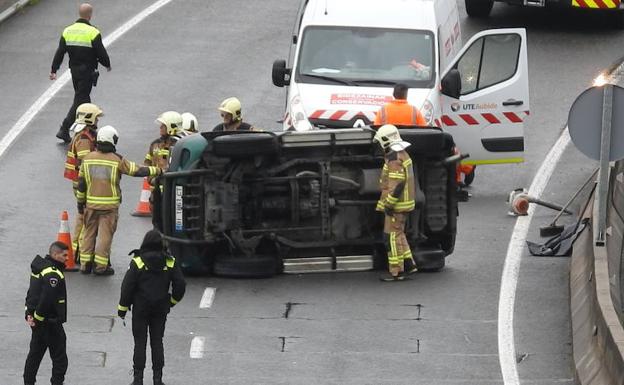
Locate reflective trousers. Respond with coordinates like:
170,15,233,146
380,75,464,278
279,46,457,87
80,208,118,271
383,212,414,276
132,312,167,371
23,322,67,385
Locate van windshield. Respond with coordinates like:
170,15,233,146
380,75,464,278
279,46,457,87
296,26,435,88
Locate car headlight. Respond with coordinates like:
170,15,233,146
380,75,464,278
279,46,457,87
421,99,434,126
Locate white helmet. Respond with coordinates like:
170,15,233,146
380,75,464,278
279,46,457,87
373,124,410,151
181,112,198,133
156,111,183,136
97,125,119,145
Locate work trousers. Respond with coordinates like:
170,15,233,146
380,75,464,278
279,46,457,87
23,322,67,385
80,208,118,271
60,67,93,132
384,212,414,276
132,312,167,371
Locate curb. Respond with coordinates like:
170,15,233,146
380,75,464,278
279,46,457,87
0,0,32,25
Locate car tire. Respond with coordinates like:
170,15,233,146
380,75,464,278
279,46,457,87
465,0,493,18
213,133,278,158
213,254,279,278
168,244,212,276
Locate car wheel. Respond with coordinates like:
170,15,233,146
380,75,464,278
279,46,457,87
168,244,212,276
213,254,279,278
463,167,476,186
212,133,278,158
465,0,493,18
413,247,446,272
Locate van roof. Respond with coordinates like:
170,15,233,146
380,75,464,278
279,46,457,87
302,0,438,31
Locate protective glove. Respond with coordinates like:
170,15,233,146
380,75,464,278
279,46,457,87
384,205,394,217
117,309,126,319
77,203,85,215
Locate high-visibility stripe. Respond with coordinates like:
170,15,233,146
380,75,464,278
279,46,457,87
386,195,398,204
31,273,40,278
80,253,92,264
133,257,145,270
84,159,119,167
145,154,153,161
94,254,108,265
459,114,479,125
482,113,500,124
403,159,412,167
58,299,65,304
41,266,64,279
503,112,523,123
388,172,406,180
86,196,120,203
309,110,325,119
166,257,175,268
441,115,457,126
463,157,524,165
329,110,347,120
149,166,159,175
110,165,118,199
65,40,93,48
118,304,129,311
170,297,179,305
77,150,90,157
34,312,45,322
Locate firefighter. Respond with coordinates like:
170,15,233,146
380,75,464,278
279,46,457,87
373,83,426,127
50,3,111,143
373,124,419,281
181,112,199,133
23,241,70,385
118,230,186,385
212,97,255,131
145,111,182,171
76,125,161,275
63,102,102,256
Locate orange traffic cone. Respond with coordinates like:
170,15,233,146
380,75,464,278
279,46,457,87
58,211,78,271
131,177,152,217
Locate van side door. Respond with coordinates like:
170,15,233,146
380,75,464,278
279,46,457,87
440,28,529,165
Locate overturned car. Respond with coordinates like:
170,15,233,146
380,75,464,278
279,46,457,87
156,127,460,277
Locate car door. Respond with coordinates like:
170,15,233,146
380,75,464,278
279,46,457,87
440,28,529,165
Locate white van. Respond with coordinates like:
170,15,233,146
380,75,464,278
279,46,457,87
272,0,530,165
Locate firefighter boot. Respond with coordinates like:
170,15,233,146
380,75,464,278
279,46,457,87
80,261,92,274
56,126,71,143
93,264,115,276
153,369,165,385
130,369,143,385
404,257,418,275
379,272,405,282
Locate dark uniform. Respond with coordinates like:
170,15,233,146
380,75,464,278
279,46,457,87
118,230,186,385
51,19,110,141
23,255,68,385
212,121,253,131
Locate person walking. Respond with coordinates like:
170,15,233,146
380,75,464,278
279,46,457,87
50,3,111,143
373,83,426,127
118,230,186,385
373,124,419,281
76,126,161,275
23,242,70,385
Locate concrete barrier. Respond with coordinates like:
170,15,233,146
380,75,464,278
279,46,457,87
572,164,624,384
0,0,34,25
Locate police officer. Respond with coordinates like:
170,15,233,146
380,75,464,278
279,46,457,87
212,97,255,131
118,230,186,385
23,241,70,385
76,126,161,275
50,3,111,143
373,124,419,281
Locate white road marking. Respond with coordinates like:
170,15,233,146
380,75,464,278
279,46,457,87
189,336,205,359
0,0,176,159
199,287,216,309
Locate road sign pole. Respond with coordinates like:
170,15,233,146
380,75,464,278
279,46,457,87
596,84,613,246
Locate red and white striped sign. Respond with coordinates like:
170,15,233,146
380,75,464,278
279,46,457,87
309,109,377,122
441,111,529,127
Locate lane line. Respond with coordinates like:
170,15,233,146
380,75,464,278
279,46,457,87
190,336,205,359
499,59,624,384
0,0,176,159
199,287,216,309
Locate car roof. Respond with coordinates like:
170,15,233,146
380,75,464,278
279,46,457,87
301,0,438,31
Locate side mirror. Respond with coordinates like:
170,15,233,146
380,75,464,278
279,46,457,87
441,69,461,99
272,59,291,88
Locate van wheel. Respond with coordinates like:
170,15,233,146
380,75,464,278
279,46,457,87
213,133,278,158
464,167,475,186
465,0,493,17
213,254,279,278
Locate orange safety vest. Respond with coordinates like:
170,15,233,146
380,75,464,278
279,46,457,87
374,99,426,126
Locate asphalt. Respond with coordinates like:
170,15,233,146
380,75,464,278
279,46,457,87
0,0,621,384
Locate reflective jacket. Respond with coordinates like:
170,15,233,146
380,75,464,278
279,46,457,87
64,128,96,187
376,150,416,213
144,136,177,170
373,99,426,126
118,251,186,316
76,150,161,210
25,255,67,324
51,19,110,73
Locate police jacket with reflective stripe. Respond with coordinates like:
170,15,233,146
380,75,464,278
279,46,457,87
76,149,161,210
25,255,67,324
118,251,186,316
51,19,110,73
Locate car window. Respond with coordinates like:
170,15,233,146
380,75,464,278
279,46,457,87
456,33,521,96
296,26,435,88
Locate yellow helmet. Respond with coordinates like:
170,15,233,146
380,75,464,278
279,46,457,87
181,112,198,132
218,97,242,121
75,103,103,125
156,111,183,136
373,124,410,151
